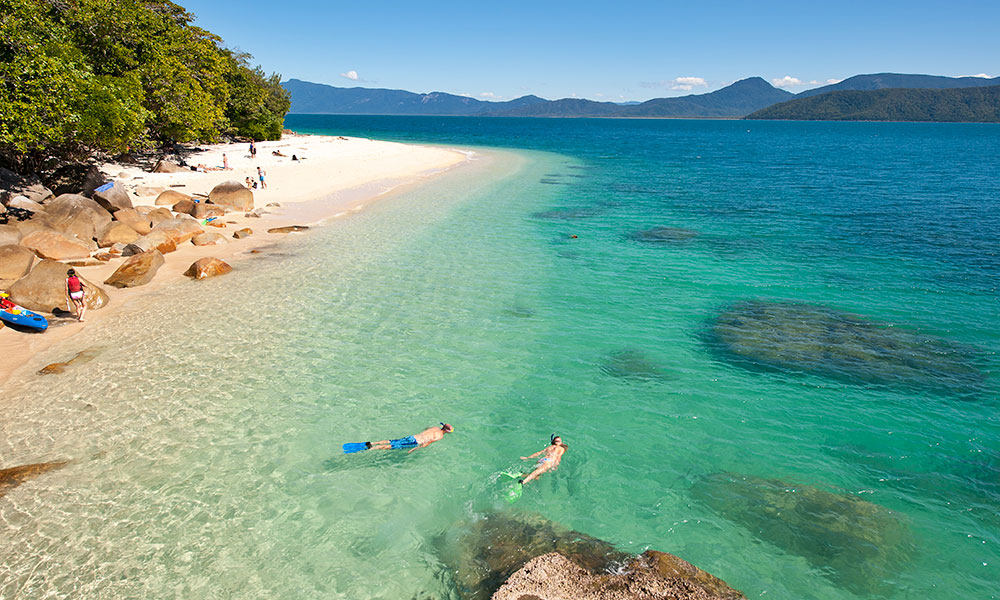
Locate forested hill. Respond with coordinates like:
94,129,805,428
796,73,1000,98
0,0,290,169
747,86,1000,122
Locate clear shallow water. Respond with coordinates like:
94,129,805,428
2,117,998,599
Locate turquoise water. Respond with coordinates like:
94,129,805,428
1,117,998,599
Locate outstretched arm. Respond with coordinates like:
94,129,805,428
407,443,427,454
520,449,544,460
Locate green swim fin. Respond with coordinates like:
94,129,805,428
506,482,523,503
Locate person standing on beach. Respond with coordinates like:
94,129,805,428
517,435,567,485
223,153,229,170
249,140,256,158
367,423,454,454
257,166,267,189
65,268,86,322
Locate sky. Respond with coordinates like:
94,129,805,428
183,0,999,102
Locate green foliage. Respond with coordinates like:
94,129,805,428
0,0,289,168
747,86,1000,122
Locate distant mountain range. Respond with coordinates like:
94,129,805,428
748,85,1000,122
282,73,1000,121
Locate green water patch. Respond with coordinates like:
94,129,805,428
691,472,914,596
705,300,986,397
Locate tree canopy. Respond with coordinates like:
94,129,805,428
0,0,290,168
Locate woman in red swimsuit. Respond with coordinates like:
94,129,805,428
66,268,86,322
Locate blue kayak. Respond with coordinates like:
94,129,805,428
0,301,49,332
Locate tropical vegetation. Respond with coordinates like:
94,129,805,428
0,0,290,169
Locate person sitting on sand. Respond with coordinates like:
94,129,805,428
368,423,454,454
517,434,567,485
65,268,86,322
272,149,286,157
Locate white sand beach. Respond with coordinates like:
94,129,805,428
0,134,469,384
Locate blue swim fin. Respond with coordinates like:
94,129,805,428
342,442,370,454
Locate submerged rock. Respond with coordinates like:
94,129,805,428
267,225,309,234
691,472,912,595
0,461,69,498
706,300,984,395
439,512,743,600
37,347,101,375
493,551,744,600
600,349,669,382
628,226,698,244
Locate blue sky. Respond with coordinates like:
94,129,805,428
184,0,998,102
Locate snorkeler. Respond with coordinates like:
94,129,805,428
343,423,454,454
517,434,567,485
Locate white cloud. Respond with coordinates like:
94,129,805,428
479,92,499,99
973,73,994,78
827,78,843,84
671,76,708,91
771,76,803,88
340,70,360,81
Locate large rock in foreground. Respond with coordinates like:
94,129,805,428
9,259,109,312
209,180,253,211
691,472,913,596
20,229,93,260
0,244,34,279
492,552,744,600
439,512,742,600
707,300,984,396
104,250,164,288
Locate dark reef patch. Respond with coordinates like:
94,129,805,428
692,472,913,596
706,300,984,396
628,226,699,245
599,349,670,382
532,208,597,221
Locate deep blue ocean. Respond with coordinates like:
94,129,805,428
2,116,997,599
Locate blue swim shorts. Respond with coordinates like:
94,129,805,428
390,435,418,450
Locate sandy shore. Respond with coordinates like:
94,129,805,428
0,134,469,385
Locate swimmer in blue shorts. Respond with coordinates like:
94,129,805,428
368,423,454,454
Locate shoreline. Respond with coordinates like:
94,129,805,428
0,133,471,386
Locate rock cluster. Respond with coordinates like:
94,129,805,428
0,160,256,321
